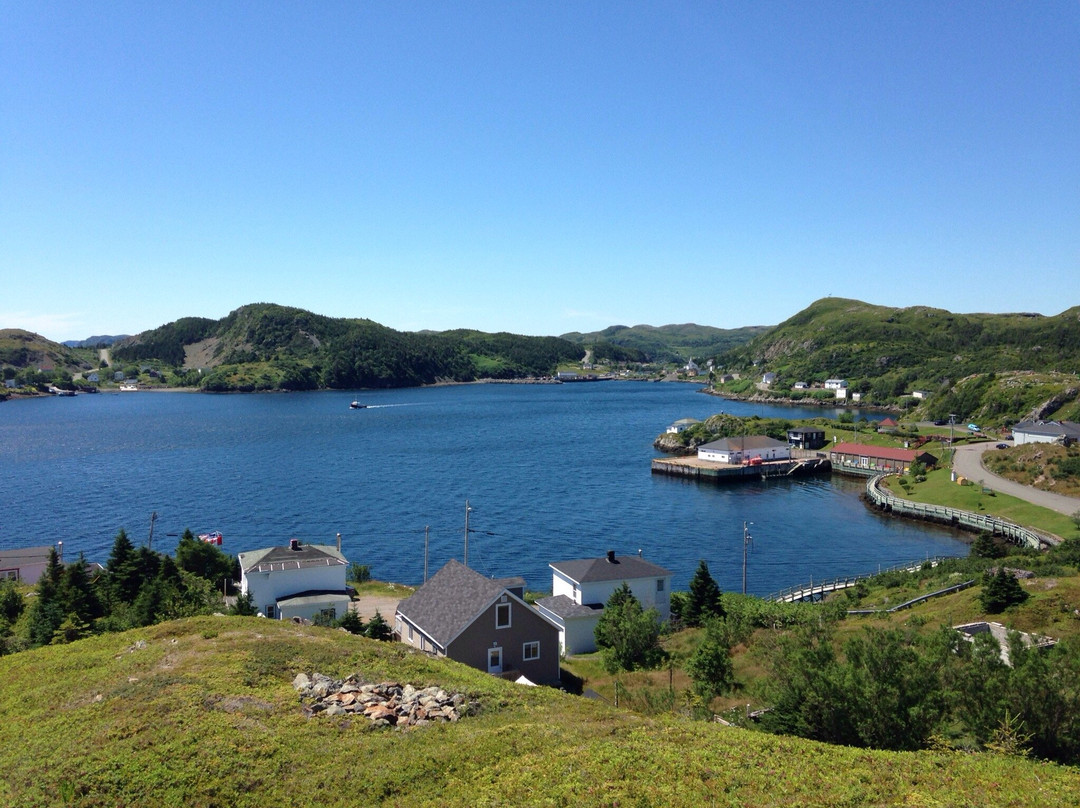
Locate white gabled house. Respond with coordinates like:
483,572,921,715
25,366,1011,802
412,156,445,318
238,539,350,622
535,551,672,655
666,417,701,434
697,435,791,464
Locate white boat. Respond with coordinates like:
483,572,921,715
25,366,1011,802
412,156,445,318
119,383,138,392
350,400,366,409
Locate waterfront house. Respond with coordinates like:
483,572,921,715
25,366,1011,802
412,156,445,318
395,559,561,685
685,359,700,376
829,442,937,477
787,426,826,450
824,379,848,390
238,539,350,622
1011,420,1080,446
0,545,54,585
555,371,579,381
793,382,809,390
762,371,777,385
666,417,701,434
877,417,899,433
697,436,791,465
718,373,734,384
911,390,929,400
535,551,672,655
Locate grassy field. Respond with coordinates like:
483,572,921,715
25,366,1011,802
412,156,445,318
880,468,1080,540
5,616,1080,807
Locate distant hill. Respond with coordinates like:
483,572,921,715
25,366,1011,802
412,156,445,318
0,329,92,375
110,303,586,391
560,323,770,364
715,298,1080,423
61,335,131,348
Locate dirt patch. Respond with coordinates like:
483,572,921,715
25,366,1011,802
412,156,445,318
352,594,401,623
184,337,222,369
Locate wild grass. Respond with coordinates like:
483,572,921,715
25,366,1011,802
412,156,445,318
4,616,1080,806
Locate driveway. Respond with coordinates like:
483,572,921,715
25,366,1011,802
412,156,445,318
951,442,1080,516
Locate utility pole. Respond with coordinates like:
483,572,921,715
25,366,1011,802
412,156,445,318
742,521,753,595
464,500,473,567
147,511,158,550
424,525,430,582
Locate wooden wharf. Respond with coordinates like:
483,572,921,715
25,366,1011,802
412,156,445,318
651,455,830,483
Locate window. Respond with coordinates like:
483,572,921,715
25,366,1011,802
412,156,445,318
496,602,511,629
523,641,540,661
656,578,665,592
265,605,275,619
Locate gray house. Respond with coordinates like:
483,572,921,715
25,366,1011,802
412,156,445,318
1012,420,1080,446
395,560,561,685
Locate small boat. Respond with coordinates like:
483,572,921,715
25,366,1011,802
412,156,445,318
350,401,366,409
198,531,223,545
119,383,138,392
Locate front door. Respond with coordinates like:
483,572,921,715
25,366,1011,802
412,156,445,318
487,646,502,674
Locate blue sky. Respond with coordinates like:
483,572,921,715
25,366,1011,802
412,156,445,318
2,3,1077,342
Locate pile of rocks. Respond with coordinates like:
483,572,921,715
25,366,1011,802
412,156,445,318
293,672,473,729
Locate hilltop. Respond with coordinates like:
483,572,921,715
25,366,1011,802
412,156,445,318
559,322,769,364
714,298,1080,425
2,616,1078,807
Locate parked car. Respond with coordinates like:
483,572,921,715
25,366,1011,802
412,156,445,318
996,443,1009,450
968,423,980,432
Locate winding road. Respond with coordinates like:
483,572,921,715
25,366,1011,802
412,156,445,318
951,442,1079,516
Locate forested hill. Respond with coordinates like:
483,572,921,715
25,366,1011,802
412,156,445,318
720,297,1080,385
560,323,770,364
110,303,586,391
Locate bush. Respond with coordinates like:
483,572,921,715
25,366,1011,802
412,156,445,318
979,569,1029,614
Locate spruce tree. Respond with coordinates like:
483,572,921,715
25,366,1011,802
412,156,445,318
364,609,392,641
684,560,724,628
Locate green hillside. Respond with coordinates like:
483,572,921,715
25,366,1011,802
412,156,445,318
560,322,770,364
2,616,1078,807
109,304,585,391
715,298,1080,424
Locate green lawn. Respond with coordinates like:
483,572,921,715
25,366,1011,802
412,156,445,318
881,469,1080,539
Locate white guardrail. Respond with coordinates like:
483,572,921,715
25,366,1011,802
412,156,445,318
865,474,1049,550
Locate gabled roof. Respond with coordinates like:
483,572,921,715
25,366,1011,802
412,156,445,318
1013,420,1080,439
238,543,347,574
787,425,825,435
830,442,932,462
395,559,531,649
0,546,53,565
698,435,789,452
535,594,603,620
550,555,672,585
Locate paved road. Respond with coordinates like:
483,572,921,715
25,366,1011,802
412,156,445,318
951,442,1080,516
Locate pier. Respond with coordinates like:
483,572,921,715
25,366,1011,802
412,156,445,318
651,455,831,483
769,556,957,603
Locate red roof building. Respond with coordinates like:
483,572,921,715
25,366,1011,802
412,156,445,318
829,442,937,476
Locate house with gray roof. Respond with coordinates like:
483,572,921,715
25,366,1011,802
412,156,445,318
1011,420,1080,446
535,551,672,655
395,559,561,685
238,539,350,622
697,435,791,465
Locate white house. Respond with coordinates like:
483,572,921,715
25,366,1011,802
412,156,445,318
0,545,54,584
793,381,809,390
238,539,350,622
685,359,700,376
911,390,929,400
824,379,848,390
697,435,791,465
1011,420,1080,446
762,372,777,385
666,417,701,434
535,552,672,655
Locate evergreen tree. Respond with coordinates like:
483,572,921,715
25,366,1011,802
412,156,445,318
0,580,24,626
230,591,257,617
27,548,65,647
980,568,1029,613
105,529,142,606
364,609,392,641
175,529,235,587
684,560,724,628
59,554,103,627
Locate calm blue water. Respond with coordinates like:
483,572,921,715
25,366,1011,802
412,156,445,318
0,383,966,595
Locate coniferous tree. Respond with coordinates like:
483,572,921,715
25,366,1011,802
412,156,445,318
60,553,103,626
980,569,1029,614
364,609,392,641
105,529,142,606
684,560,725,628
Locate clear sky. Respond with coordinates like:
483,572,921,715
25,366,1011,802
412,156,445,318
2,3,1077,343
